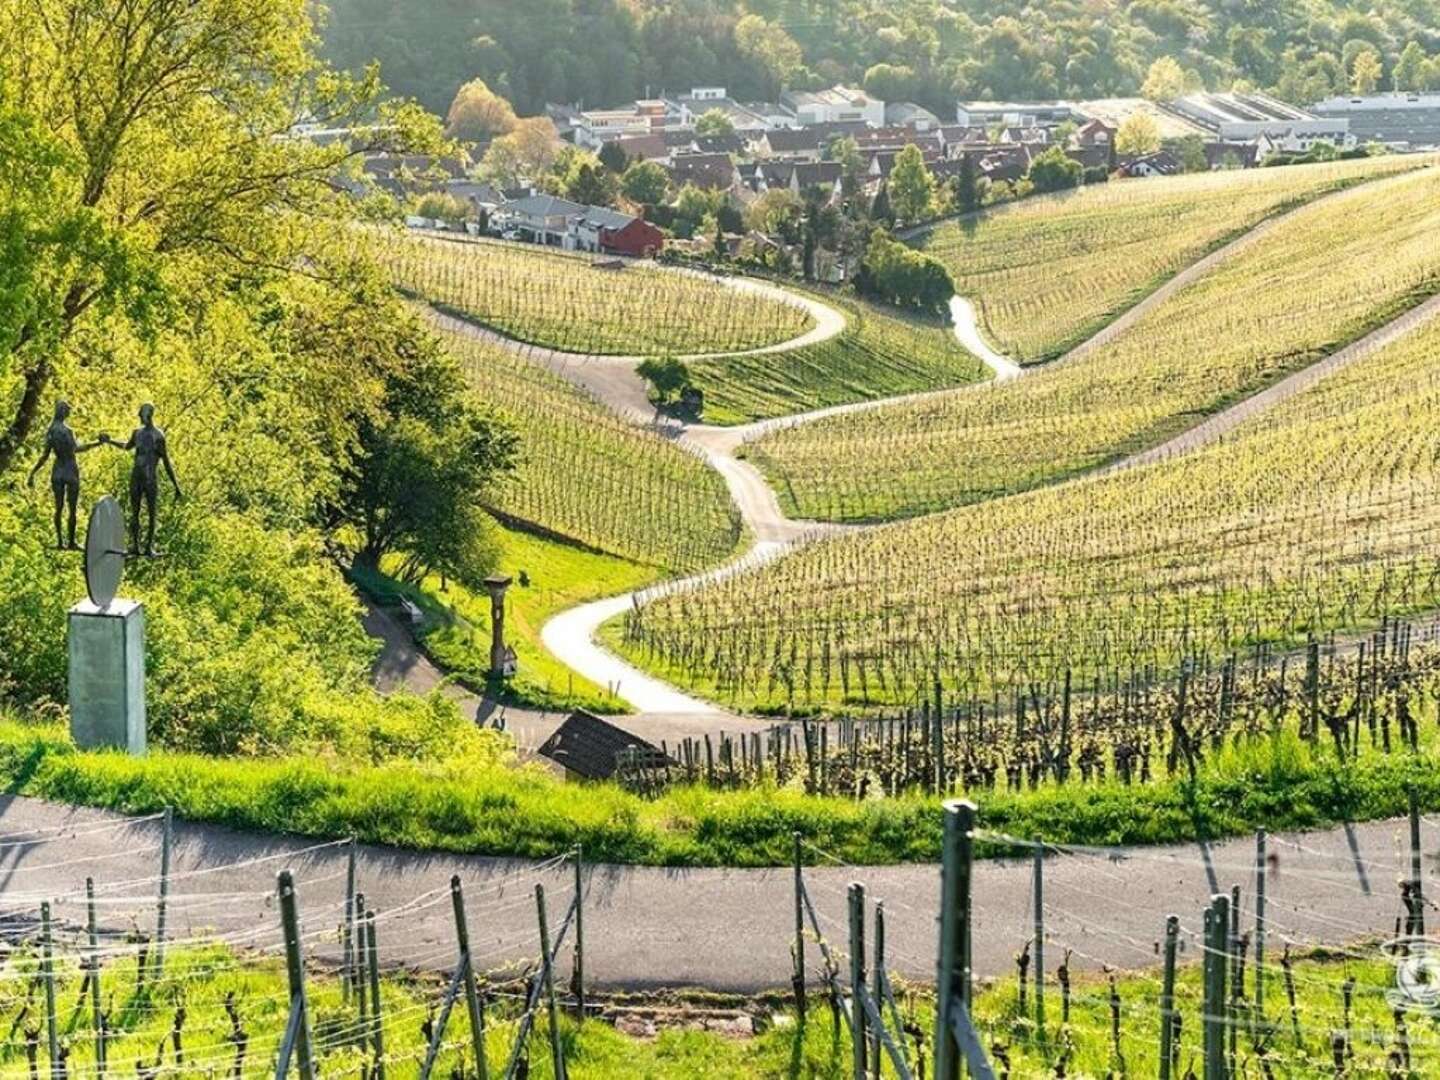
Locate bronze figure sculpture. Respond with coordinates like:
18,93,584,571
112,403,182,556
27,401,107,550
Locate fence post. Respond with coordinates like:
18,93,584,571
355,894,369,1047
1203,894,1229,1080
86,878,106,1077
871,900,885,1080
535,884,567,1080
366,908,386,1080
452,877,488,1080
41,901,59,1080
1409,785,1425,936
1033,846,1045,1039
1254,830,1266,1018
1159,914,1179,1080
848,882,867,1080
1228,884,1241,1071
935,799,977,1080
155,805,172,982
793,832,807,1023
572,846,585,1019
278,870,317,1080
933,678,946,793
342,838,357,1003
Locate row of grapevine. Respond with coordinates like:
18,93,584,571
383,232,814,356
434,322,742,573
750,165,1440,523
616,286,1440,711
919,153,1423,363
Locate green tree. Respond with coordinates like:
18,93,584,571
1176,135,1209,173
480,117,563,187
1141,56,1185,101
0,0,436,475
598,140,630,174
888,145,936,226
955,153,982,214
565,161,617,207
828,136,865,199
1116,114,1163,157
1351,49,1383,94
734,14,804,94
336,327,518,585
636,357,691,404
855,231,954,314
444,78,517,142
621,161,670,206
1394,42,1429,92
695,109,736,138
1026,147,1082,193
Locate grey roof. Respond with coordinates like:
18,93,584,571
576,206,639,231
537,711,668,780
498,194,587,218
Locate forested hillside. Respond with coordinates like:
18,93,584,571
321,0,1440,118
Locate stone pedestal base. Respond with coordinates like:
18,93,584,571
68,599,146,755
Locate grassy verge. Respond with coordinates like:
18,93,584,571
353,517,663,714
687,288,987,426
3,716,1438,868
16,930,1403,1076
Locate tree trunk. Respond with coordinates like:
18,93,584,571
0,357,52,476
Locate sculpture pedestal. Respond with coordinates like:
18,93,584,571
68,599,146,755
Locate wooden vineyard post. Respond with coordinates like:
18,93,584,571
572,846,585,1019
1203,894,1229,1080
1033,846,1045,1040
535,884,567,1080
342,838,357,1003
87,877,106,1077
1254,830,1266,1018
420,876,487,1080
933,678,946,793
871,901,885,1080
935,800,978,1080
1159,914,1179,1080
1409,785,1425,936
277,870,317,1080
41,901,59,1080
366,908,386,1080
794,832,807,1023
355,894,369,1053
849,882,868,1080
155,805,173,981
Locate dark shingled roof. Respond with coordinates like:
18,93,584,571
537,710,668,780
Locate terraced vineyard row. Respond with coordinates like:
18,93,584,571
688,288,987,424
749,165,1440,524
919,154,1421,363
436,322,741,572
616,303,1440,712
385,234,814,356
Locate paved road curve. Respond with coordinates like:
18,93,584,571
0,795,1424,992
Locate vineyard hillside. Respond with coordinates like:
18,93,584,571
617,302,1440,713
437,322,741,573
387,234,815,356
916,155,1419,363
747,165,1440,524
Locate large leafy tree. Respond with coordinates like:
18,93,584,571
0,0,436,475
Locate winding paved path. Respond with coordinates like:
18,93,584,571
0,793,1428,992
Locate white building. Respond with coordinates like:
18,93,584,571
955,101,1076,128
573,108,652,149
1169,92,1351,148
782,86,885,127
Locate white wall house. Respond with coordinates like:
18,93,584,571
782,86,885,126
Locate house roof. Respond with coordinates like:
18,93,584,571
498,193,587,219
537,711,669,780
614,134,669,161
762,128,821,153
576,206,639,231
668,152,737,191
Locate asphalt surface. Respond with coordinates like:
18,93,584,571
0,795,1425,992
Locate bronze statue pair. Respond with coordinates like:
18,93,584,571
28,401,181,556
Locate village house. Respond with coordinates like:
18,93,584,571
752,127,823,160
667,152,741,193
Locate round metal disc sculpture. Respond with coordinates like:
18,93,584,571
84,495,126,609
